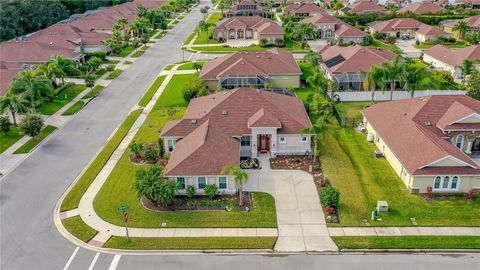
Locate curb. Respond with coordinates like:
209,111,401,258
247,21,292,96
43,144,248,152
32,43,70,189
340,249,480,254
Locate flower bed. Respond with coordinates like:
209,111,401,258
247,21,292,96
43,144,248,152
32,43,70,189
141,193,252,212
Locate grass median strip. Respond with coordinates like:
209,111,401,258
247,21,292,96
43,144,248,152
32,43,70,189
14,125,57,154
333,236,480,249
104,236,278,250
62,101,85,116
82,85,105,99
62,216,98,243
38,84,87,115
106,69,123,80
60,109,143,212
138,75,166,107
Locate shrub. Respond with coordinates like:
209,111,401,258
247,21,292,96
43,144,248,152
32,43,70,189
319,186,340,208
0,116,11,133
144,143,160,162
129,140,144,158
85,51,107,61
363,35,373,45
163,152,170,160
182,78,207,103
385,35,396,44
20,114,44,138
259,38,269,47
204,184,219,199
373,32,384,40
275,38,285,47
158,137,165,158
186,185,196,198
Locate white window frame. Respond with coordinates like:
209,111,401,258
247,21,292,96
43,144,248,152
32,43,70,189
455,135,464,150
432,175,460,192
301,136,308,143
197,177,206,190
177,177,185,190
167,139,176,152
279,137,286,144
218,176,228,190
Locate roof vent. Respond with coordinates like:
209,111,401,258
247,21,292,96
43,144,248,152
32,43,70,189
222,110,228,115
191,119,197,124
424,120,432,126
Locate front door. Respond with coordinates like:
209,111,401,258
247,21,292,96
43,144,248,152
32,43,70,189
258,134,270,153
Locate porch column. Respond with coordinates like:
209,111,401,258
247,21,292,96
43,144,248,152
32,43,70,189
466,141,473,154
251,131,258,158
270,131,277,157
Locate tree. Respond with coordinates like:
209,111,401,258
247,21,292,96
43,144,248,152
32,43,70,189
453,21,470,40
467,69,480,100
10,70,53,106
136,4,149,19
308,72,329,94
20,114,44,139
221,165,249,206
380,56,403,100
198,20,214,46
291,22,319,43
364,65,385,103
203,184,219,200
36,62,65,87
84,73,96,90
304,50,322,70
461,59,474,84
192,62,203,72
51,55,80,80
182,78,208,102
402,64,430,98
200,6,209,19
84,57,103,73
0,92,30,125
134,166,179,207
0,116,11,133
301,120,328,162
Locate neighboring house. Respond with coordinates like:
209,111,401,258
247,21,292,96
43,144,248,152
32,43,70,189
454,0,480,9
199,48,302,90
321,0,349,9
397,2,446,14
301,13,367,45
339,0,388,15
423,44,480,78
442,16,480,40
317,44,395,91
160,87,312,194
212,16,284,44
283,3,326,16
226,0,268,17
362,95,480,194
369,18,450,42
384,0,401,8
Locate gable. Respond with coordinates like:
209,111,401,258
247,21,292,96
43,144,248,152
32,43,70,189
455,113,480,124
421,155,475,168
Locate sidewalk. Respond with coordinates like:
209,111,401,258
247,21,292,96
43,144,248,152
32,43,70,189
329,226,480,236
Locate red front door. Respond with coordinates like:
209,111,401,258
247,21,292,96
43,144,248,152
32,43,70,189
258,135,270,153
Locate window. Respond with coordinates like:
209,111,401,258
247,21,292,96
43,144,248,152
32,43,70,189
219,177,227,189
455,135,464,149
434,176,441,189
279,137,286,144
177,177,185,189
241,136,251,147
442,176,450,189
451,176,458,189
433,176,459,191
167,139,176,152
197,177,206,189
301,136,308,143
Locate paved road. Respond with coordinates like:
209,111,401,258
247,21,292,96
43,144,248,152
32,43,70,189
0,2,478,269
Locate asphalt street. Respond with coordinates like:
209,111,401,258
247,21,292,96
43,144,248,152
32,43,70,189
0,1,478,269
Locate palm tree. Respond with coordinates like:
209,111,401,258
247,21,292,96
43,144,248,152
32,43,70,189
134,166,163,202
291,23,319,44
381,56,403,100
308,72,329,94
301,120,328,162
192,62,203,72
198,20,213,46
453,21,470,40
364,65,385,104
10,70,53,107
36,62,65,87
304,50,322,70
221,165,249,206
0,92,30,125
403,64,429,98
51,55,79,81
461,59,474,84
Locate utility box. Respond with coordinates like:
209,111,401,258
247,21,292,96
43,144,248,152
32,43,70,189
377,201,389,213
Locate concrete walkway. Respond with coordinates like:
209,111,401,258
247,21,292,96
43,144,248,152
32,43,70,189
329,226,480,236
244,155,338,252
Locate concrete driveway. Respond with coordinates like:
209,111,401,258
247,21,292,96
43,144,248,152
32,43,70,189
244,155,337,252
395,39,422,58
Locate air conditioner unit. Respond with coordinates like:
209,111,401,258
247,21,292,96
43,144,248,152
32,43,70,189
374,150,383,158
367,133,374,142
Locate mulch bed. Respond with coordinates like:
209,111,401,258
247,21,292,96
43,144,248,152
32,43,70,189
140,192,252,212
129,154,168,166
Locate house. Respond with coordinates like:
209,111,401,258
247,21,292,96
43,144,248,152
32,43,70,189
226,0,268,17
442,16,480,40
454,0,480,9
212,16,284,44
423,45,480,79
199,48,301,90
283,3,326,16
362,95,480,194
339,1,388,15
160,88,312,194
317,45,395,91
321,0,349,9
397,2,446,14
301,13,367,45
369,18,449,42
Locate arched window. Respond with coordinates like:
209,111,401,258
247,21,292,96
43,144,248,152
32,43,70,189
455,135,464,149
442,176,450,189
433,176,441,189
451,176,459,189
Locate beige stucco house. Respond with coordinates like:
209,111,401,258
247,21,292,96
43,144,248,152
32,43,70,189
362,96,480,194
212,16,284,45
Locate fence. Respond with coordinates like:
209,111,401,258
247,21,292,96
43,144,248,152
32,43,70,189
330,90,467,102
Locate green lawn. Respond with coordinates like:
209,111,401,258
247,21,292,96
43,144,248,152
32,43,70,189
0,126,24,153
366,39,402,54
193,12,222,45
106,69,123,80
333,236,480,249
60,110,143,212
62,216,98,243
61,101,85,116
164,64,175,70
14,125,57,154
82,85,105,99
95,68,107,78
319,104,480,226
124,60,133,65
131,49,146,58
335,101,371,119
155,74,197,107
294,62,316,101
104,236,277,250
106,60,120,64
38,84,87,115
138,75,166,107
177,61,204,70
116,45,136,57
415,41,468,50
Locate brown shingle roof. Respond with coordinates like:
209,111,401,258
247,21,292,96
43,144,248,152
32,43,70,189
398,2,446,14
443,15,480,29
416,23,449,36
369,18,424,33
343,1,388,13
284,3,325,15
424,44,480,67
362,96,480,176
199,48,301,80
302,14,367,38
215,16,284,35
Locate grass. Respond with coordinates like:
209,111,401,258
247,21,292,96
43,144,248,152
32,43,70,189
366,39,402,54
138,75,166,107
415,41,468,50
116,45,136,57
62,216,98,242
193,13,222,45
61,101,85,116
95,68,107,78
156,74,197,107
124,60,133,65
106,69,123,80
60,109,143,212
106,60,120,64
294,62,315,102
104,236,277,250
184,30,196,45
0,126,24,153
82,85,105,99
335,101,371,119
38,84,87,115
177,61,204,70
164,64,175,70
131,50,146,58
320,102,480,226
14,125,57,154
333,236,480,249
